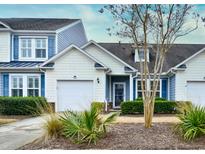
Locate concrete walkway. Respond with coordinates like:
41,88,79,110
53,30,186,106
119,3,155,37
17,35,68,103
0,116,44,150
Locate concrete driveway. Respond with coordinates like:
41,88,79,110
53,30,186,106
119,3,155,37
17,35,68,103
0,116,44,150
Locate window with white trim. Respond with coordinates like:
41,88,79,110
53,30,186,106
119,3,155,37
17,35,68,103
11,76,23,96
20,39,32,58
35,39,47,58
19,37,48,60
137,80,160,98
27,76,40,97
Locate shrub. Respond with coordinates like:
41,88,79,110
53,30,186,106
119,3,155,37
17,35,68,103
0,96,49,116
175,105,205,141
43,113,63,140
121,100,176,114
60,105,118,144
91,102,105,113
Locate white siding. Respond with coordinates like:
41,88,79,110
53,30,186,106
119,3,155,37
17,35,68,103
84,44,127,74
45,48,106,106
175,51,205,101
0,32,10,62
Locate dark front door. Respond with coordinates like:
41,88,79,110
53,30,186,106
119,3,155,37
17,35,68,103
113,82,125,107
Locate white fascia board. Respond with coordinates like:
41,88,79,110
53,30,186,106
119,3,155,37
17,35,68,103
56,20,81,34
82,40,137,72
0,21,12,30
41,44,108,69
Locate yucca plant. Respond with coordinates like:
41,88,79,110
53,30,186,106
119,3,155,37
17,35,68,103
175,105,205,141
60,105,118,144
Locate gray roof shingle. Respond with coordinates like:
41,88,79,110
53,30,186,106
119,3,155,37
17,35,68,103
0,18,79,31
99,43,205,72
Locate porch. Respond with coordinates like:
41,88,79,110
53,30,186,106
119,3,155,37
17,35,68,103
105,75,134,108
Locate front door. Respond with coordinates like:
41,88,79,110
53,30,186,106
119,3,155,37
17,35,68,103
113,82,126,108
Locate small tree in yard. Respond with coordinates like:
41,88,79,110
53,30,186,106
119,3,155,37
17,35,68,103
101,4,199,128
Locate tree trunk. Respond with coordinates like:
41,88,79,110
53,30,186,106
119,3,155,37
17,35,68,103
144,100,154,128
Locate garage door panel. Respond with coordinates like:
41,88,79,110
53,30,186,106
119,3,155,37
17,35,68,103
187,81,205,106
57,80,93,111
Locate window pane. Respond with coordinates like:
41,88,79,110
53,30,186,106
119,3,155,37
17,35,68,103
28,78,33,88
12,89,18,96
138,92,142,98
42,39,46,48
28,39,32,47
156,92,160,97
28,89,34,96
34,78,39,88
12,77,17,88
139,49,145,60
19,78,23,88
34,89,39,96
36,49,46,58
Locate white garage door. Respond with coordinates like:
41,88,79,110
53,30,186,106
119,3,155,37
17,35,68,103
57,80,93,112
187,81,205,106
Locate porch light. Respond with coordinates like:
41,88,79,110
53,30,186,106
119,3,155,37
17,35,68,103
73,75,77,79
97,77,100,83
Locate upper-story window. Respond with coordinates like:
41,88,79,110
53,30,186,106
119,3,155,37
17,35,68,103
19,36,48,61
134,48,149,62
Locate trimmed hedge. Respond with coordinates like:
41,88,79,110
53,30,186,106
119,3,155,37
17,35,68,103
0,96,49,115
91,102,105,113
121,100,177,114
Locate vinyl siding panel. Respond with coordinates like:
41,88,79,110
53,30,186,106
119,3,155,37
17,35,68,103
175,51,205,101
57,21,87,52
0,32,10,62
84,44,127,74
169,75,175,101
0,73,2,96
45,48,105,106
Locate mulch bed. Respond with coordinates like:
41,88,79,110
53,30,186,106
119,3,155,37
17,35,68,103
20,123,205,150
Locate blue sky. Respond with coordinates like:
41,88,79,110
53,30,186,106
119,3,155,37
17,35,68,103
0,4,205,44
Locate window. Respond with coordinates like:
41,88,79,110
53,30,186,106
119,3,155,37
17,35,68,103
137,80,160,98
20,39,32,58
19,37,48,60
11,76,23,96
27,76,40,97
35,39,46,58
138,49,145,60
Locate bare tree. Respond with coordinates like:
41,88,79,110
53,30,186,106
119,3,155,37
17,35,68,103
101,4,199,128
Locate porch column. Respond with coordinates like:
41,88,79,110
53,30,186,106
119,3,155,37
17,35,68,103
129,74,133,101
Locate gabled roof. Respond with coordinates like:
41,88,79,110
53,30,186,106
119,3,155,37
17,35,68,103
0,61,42,69
82,40,137,72
0,18,80,31
41,44,108,69
99,43,205,72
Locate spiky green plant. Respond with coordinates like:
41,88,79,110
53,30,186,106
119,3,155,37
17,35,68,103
43,113,63,140
175,105,205,141
60,106,118,144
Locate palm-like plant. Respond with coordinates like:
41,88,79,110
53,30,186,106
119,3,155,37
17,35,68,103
60,106,118,144
175,105,205,141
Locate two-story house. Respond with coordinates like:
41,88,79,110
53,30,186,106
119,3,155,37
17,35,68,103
0,18,205,112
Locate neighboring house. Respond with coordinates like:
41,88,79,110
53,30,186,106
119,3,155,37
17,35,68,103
0,18,205,112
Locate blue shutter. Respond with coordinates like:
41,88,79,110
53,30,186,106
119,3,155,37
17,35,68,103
161,79,168,99
3,73,9,96
13,35,19,60
48,36,55,58
133,78,136,100
41,73,45,97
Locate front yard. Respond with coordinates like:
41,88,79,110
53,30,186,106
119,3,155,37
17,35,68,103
20,114,205,150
